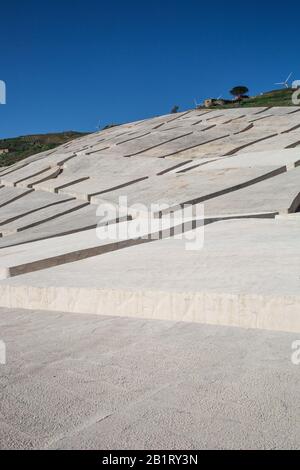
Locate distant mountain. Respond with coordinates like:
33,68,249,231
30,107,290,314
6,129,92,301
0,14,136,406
0,131,89,167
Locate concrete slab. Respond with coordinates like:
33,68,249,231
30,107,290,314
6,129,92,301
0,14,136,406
104,129,195,157
276,213,300,221
0,219,299,333
0,227,113,278
0,204,128,249
139,129,231,158
0,187,33,208
202,166,300,216
92,166,284,210
0,161,53,187
0,190,73,225
238,131,300,154
194,149,300,170
0,308,299,449
0,199,88,237
0,106,299,333
58,175,149,201
0,211,268,279
33,175,90,193
1,107,300,450
21,107,297,165
62,153,185,179
141,130,278,159
16,166,61,188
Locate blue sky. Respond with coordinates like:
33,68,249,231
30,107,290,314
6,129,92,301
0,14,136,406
0,0,299,138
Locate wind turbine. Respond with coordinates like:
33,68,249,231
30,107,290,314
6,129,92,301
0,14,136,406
194,98,204,108
95,120,101,131
275,72,293,89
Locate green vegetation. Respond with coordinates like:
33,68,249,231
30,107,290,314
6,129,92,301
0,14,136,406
239,89,297,107
204,88,299,110
171,105,179,114
0,131,89,167
230,86,249,99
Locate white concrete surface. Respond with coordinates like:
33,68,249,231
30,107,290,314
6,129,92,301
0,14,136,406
0,187,32,207
202,166,300,216
0,308,299,450
0,212,268,279
1,107,300,450
0,199,88,237
0,219,299,333
91,166,285,209
0,107,299,331
0,191,73,225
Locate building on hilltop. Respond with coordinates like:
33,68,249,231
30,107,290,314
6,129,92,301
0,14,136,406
204,98,232,108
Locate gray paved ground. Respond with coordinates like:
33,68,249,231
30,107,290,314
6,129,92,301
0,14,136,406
0,308,299,450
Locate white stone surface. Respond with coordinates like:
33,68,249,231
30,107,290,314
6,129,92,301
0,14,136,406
0,219,300,333
0,187,32,207
0,106,299,333
0,190,74,224
1,107,300,450
0,308,299,450
0,199,88,237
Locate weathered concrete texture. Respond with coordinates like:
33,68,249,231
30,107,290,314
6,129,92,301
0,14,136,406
276,213,300,221
63,152,186,178
33,107,300,164
134,129,231,158
0,106,299,333
109,129,195,157
0,204,126,249
0,219,300,333
0,227,107,278
33,175,91,193
140,128,277,158
168,148,300,175
238,131,300,154
0,161,53,187
195,148,300,169
91,166,285,209
203,166,300,216
57,176,149,201
1,108,300,454
0,190,74,225
0,199,88,237
0,213,269,280
16,166,61,188
0,308,299,450
0,187,32,207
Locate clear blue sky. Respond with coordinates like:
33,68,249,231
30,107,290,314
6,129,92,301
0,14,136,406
0,0,299,138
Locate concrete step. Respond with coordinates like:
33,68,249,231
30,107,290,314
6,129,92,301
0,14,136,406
0,219,299,333
276,213,300,221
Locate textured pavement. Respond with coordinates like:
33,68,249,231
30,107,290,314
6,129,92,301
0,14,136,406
0,308,299,450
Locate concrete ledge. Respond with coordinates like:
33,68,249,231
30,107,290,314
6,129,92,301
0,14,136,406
0,200,89,237
1,166,51,187
0,284,299,333
276,213,300,221
0,188,33,208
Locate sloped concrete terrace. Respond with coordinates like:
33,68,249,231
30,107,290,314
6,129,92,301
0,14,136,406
1,106,300,450
0,107,299,332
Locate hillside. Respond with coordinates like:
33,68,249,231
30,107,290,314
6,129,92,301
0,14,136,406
2,89,297,168
0,131,89,167
204,88,300,109
0,106,299,336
